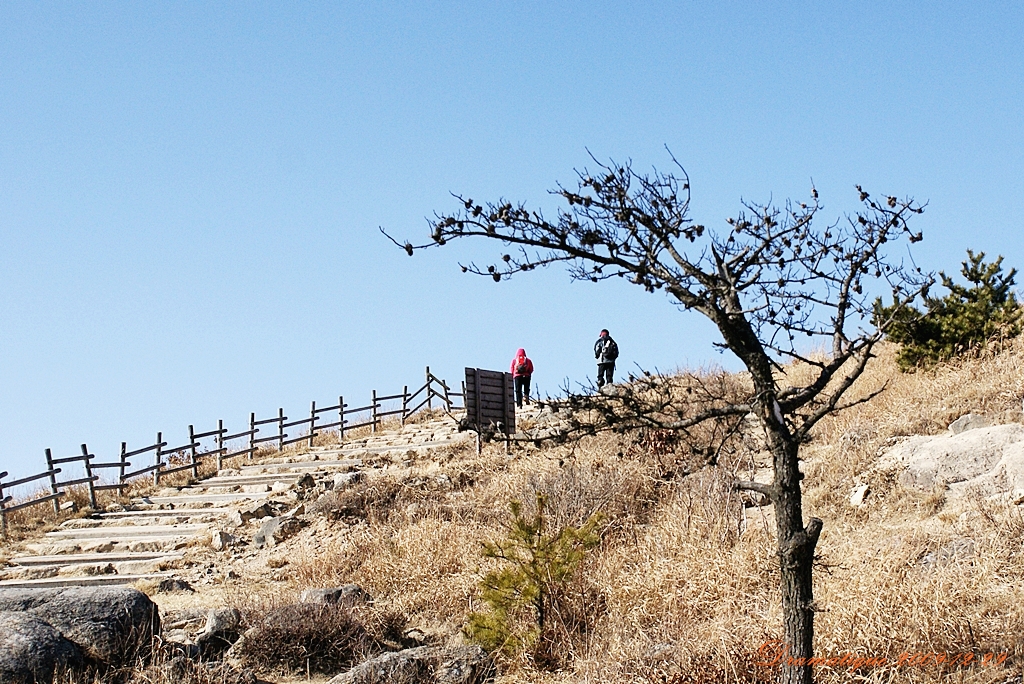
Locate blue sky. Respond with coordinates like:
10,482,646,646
2,2,1022,480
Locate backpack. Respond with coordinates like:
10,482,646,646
603,338,619,361
516,359,530,375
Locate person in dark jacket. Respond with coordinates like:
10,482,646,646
510,348,534,408
594,329,618,387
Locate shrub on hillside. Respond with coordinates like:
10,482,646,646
230,602,377,675
875,250,1023,370
466,494,604,669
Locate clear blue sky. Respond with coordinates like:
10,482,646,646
2,2,1022,480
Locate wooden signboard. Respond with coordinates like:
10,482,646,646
464,367,515,437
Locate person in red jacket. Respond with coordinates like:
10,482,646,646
510,348,534,409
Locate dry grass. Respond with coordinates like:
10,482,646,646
283,341,1024,683
11,345,1024,682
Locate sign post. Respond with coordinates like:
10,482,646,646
463,367,515,454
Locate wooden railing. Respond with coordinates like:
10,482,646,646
0,367,463,538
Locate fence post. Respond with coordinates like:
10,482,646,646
277,408,285,451
371,390,378,433
188,425,199,481
0,474,8,539
216,419,224,471
44,449,60,514
338,396,345,445
154,432,163,486
118,442,127,492
442,378,452,411
249,413,256,460
401,385,409,426
426,366,432,410
309,400,317,448
462,381,467,410
81,444,97,509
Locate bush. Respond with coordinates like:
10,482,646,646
465,494,603,668
230,602,377,675
875,250,1023,370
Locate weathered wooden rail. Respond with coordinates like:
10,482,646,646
0,367,463,538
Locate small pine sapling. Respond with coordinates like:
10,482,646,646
466,494,603,662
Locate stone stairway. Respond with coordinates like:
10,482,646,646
0,413,469,589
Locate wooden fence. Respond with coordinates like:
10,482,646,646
0,367,462,538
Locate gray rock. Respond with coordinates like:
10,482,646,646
211,530,234,551
0,586,160,666
197,607,243,658
849,484,870,507
155,578,195,594
327,645,493,684
880,423,1024,502
231,501,274,526
299,585,372,606
203,607,242,635
334,472,362,489
252,516,305,548
0,611,84,684
948,413,991,435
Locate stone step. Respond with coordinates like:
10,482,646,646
97,509,233,520
10,552,182,568
239,459,361,474
0,573,174,589
285,438,463,459
61,513,225,529
139,492,271,505
26,539,188,555
46,525,208,540
190,478,302,490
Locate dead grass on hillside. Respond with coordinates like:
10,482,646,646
282,341,1024,682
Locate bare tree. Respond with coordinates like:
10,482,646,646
386,155,928,684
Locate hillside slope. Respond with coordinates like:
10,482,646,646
3,342,1024,684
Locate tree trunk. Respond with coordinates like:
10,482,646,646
772,432,823,684
717,312,825,683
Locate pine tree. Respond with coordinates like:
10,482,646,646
465,494,603,662
876,250,1022,370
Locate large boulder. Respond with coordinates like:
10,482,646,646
326,645,493,684
0,611,85,684
0,586,160,666
879,423,1024,502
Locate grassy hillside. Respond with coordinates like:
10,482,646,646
276,340,1024,683
4,341,1024,683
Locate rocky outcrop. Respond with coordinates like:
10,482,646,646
326,645,493,684
0,586,160,666
879,423,1024,502
0,611,85,684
